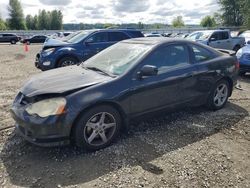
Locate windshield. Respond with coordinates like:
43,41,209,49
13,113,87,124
187,31,213,41
66,31,92,43
83,42,153,76
62,31,81,41
240,32,250,38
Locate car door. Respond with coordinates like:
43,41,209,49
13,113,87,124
83,32,110,60
129,43,198,115
209,32,230,49
188,43,220,100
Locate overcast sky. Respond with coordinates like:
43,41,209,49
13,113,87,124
0,0,219,24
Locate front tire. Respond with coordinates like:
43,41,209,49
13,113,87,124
57,57,78,68
10,40,16,44
207,79,230,111
73,105,122,151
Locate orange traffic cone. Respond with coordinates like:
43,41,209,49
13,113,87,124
25,42,29,52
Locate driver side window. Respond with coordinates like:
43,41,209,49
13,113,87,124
143,44,190,74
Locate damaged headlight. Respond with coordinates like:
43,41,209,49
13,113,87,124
26,97,66,118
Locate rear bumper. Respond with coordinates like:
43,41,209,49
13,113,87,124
239,64,250,72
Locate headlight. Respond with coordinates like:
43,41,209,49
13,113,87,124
236,49,243,59
26,97,66,118
42,48,55,56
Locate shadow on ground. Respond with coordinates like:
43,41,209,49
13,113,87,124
0,102,248,188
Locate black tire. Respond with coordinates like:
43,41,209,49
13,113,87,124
57,57,78,68
206,79,230,111
233,45,241,52
73,105,122,150
10,40,16,44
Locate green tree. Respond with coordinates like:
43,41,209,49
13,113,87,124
38,10,49,30
218,0,243,26
138,22,144,29
172,16,185,27
50,10,63,30
25,15,33,30
0,18,7,30
8,0,26,30
200,16,216,27
240,0,250,28
33,15,38,30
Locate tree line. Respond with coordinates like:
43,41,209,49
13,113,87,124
0,0,63,30
200,0,250,28
0,0,250,30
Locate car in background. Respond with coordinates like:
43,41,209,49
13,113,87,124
145,33,163,37
22,35,47,44
187,30,245,51
12,38,239,150
0,33,21,44
35,29,144,71
162,33,172,37
236,41,250,75
238,30,250,44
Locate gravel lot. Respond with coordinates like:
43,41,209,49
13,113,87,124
0,44,249,188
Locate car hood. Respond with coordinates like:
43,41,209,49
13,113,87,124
43,38,68,48
21,65,111,97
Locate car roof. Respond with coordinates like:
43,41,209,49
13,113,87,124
122,37,192,45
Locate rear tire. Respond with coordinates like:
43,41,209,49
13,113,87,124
206,79,230,111
57,57,78,68
73,105,122,151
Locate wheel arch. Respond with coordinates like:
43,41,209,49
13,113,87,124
70,101,128,140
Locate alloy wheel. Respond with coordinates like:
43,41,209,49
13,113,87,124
61,60,76,67
213,83,228,107
83,112,117,146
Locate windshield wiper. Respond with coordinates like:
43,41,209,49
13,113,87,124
85,66,116,77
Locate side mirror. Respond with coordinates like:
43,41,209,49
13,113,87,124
137,65,158,79
247,40,250,45
209,37,216,42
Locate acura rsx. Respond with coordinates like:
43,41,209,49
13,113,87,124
11,38,239,150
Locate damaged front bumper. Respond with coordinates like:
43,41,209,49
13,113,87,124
10,94,72,147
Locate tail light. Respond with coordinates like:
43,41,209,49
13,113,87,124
235,60,240,70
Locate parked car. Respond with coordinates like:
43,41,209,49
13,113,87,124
238,30,250,44
0,33,21,44
145,33,163,37
187,30,245,51
236,41,250,75
11,38,239,150
35,29,144,71
22,35,47,44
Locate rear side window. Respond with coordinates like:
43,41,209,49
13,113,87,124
108,32,129,42
190,44,213,62
144,44,190,73
221,32,229,40
128,31,144,38
87,32,108,43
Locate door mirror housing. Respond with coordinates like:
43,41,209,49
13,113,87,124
137,65,158,79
